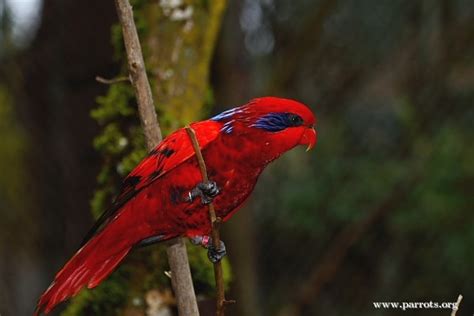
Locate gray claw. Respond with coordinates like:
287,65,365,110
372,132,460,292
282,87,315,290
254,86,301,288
186,181,220,205
207,240,226,263
190,235,227,263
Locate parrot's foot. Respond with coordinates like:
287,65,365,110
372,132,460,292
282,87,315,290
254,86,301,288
208,240,227,263
186,181,220,205
190,235,227,263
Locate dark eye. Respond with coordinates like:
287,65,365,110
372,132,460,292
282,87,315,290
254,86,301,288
286,113,304,127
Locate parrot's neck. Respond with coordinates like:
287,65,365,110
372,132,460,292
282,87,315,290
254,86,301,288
216,130,297,169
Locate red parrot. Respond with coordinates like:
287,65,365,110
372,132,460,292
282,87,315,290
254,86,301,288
35,96,317,315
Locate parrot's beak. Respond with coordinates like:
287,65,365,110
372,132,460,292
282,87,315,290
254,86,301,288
300,127,317,152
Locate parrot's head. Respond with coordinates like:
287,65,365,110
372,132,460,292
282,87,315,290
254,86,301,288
212,97,317,163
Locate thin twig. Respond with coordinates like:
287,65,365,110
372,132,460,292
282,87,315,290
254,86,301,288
451,294,462,316
185,125,235,316
95,75,130,84
114,1,199,315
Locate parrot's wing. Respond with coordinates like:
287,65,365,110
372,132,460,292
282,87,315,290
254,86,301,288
82,120,222,245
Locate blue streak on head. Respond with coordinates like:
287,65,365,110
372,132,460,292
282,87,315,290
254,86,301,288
211,108,304,134
251,113,293,132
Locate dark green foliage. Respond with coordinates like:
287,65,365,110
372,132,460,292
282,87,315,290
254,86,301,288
0,86,30,247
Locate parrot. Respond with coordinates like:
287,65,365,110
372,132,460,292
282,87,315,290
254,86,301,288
35,96,317,315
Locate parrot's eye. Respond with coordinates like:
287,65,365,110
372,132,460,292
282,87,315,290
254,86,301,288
287,113,304,127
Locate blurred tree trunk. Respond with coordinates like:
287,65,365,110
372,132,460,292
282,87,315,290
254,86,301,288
0,0,117,315
143,0,227,128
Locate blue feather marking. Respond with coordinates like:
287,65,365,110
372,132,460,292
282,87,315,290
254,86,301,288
251,112,304,132
222,121,234,134
251,113,289,132
211,107,243,134
211,107,241,122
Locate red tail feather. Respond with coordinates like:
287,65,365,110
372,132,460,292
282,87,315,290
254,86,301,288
34,232,132,315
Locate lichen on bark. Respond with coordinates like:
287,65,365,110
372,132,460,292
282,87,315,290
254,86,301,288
143,0,227,129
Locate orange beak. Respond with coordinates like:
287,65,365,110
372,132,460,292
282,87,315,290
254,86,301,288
300,127,317,152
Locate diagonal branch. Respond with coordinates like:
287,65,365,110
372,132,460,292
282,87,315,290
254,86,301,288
114,0,199,315
185,126,235,316
279,175,420,316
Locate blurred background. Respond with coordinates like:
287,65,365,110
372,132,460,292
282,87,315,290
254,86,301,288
0,0,473,315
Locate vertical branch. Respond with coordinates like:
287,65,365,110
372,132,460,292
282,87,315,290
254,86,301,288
185,126,234,316
113,1,200,315
114,0,161,148
165,238,200,316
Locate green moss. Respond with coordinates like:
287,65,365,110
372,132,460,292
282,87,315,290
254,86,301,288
143,0,227,128
92,83,135,124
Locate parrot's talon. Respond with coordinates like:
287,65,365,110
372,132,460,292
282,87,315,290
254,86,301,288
186,180,220,204
190,235,227,263
208,240,226,263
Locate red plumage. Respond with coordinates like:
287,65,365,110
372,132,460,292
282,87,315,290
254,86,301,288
35,97,317,315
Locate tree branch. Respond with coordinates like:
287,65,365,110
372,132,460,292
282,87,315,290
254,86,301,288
451,295,462,316
185,126,235,316
114,0,162,149
95,75,130,85
113,1,199,315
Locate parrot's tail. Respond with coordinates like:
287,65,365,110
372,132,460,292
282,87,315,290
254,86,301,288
34,230,132,315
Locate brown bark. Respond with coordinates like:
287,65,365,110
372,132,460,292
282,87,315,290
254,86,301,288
166,239,201,316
